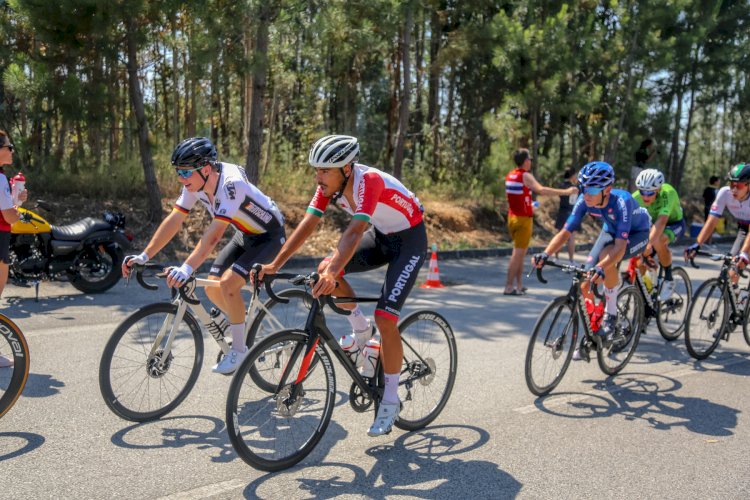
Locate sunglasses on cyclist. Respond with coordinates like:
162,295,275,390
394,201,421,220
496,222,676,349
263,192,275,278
730,181,749,190
582,185,604,196
1,144,14,152
639,189,657,197
174,166,203,178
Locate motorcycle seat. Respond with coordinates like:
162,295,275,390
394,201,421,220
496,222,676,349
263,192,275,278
51,218,112,241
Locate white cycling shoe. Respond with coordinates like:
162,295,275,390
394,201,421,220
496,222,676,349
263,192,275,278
368,401,400,437
659,279,676,301
212,348,250,375
0,355,13,368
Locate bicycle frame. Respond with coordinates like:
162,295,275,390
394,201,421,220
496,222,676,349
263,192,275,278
694,255,744,338
134,268,291,373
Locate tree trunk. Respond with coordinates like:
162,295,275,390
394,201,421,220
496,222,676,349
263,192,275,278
244,1,277,185
393,4,414,180
171,21,180,144
126,17,162,223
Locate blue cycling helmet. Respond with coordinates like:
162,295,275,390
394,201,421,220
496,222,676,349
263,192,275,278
578,161,615,189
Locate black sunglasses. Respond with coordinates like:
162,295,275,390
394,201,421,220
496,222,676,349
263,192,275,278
1,144,14,152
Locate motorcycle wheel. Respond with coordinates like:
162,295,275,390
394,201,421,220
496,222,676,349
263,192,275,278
70,243,124,294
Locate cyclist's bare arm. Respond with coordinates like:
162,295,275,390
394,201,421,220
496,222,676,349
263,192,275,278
183,219,230,270
143,209,188,258
313,219,368,297
523,172,577,197
694,215,720,246
534,229,572,267
260,212,321,278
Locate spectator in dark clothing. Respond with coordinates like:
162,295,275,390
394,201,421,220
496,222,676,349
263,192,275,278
553,168,579,264
629,138,659,191
703,175,720,221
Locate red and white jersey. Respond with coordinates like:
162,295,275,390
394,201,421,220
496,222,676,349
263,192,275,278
306,163,423,234
174,162,284,235
505,167,533,217
0,172,14,231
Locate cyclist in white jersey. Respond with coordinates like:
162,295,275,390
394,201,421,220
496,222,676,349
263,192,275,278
686,164,750,277
259,135,427,437
121,137,285,374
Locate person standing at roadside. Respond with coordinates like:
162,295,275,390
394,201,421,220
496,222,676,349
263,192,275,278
0,131,28,368
703,175,721,245
629,138,659,192
553,168,579,265
503,148,577,295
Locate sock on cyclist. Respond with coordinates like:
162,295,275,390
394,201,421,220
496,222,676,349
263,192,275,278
347,306,370,332
229,323,247,352
604,286,618,315
383,373,400,404
664,264,673,281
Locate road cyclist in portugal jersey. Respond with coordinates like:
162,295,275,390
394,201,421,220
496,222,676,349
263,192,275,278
259,134,427,437
121,137,286,374
532,161,652,356
686,163,750,283
632,168,686,301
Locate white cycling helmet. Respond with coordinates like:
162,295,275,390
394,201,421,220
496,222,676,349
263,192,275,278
309,135,359,168
635,168,665,191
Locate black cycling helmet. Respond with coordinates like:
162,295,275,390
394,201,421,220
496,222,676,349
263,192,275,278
728,163,750,182
171,137,217,168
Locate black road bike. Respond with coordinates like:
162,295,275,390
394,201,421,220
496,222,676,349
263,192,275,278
684,250,750,360
225,271,458,472
525,262,645,396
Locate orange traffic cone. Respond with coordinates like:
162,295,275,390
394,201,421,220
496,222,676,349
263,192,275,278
420,245,445,289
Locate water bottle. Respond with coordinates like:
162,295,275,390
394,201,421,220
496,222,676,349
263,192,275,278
340,334,363,368
11,171,25,206
642,271,653,293
207,307,229,342
359,337,381,378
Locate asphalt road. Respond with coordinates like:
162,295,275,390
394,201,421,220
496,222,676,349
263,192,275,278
2,249,750,499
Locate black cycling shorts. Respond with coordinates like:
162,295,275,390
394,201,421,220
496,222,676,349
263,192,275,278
210,227,286,280
343,221,427,321
0,231,9,264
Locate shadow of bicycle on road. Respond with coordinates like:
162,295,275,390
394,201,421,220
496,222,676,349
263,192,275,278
0,431,45,461
534,373,739,437
244,425,522,499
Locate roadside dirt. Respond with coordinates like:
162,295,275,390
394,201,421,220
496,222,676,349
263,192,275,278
26,192,705,263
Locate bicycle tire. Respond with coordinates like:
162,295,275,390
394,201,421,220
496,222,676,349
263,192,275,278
393,310,457,431
685,279,727,360
597,285,644,375
226,329,335,472
0,314,30,418
245,288,313,393
99,302,204,421
656,267,692,341
525,297,577,396
742,296,750,347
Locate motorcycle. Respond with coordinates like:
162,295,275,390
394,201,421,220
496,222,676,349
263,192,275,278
9,201,133,299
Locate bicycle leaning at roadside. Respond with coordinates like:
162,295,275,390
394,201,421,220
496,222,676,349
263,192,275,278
121,136,286,375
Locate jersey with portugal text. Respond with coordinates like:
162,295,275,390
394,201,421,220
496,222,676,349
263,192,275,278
174,162,284,234
307,163,423,234
710,186,750,225
564,189,651,239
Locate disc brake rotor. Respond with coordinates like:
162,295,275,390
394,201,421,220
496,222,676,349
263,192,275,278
146,349,173,378
275,385,302,417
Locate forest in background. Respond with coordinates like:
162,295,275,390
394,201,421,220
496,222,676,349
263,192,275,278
1,0,750,223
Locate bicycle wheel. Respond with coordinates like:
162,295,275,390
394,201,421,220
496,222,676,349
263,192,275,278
742,296,750,347
99,302,204,421
393,310,457,431
656,267,692,341
525,297,577,396
597,285,644,375
226,329,335,472
0,315,30,418
685,279,727,360
246,288,313,392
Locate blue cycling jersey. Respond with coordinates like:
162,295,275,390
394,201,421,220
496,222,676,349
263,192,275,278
564,189,651,239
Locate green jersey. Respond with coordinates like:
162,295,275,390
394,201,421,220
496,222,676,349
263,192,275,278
632,183,683,223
